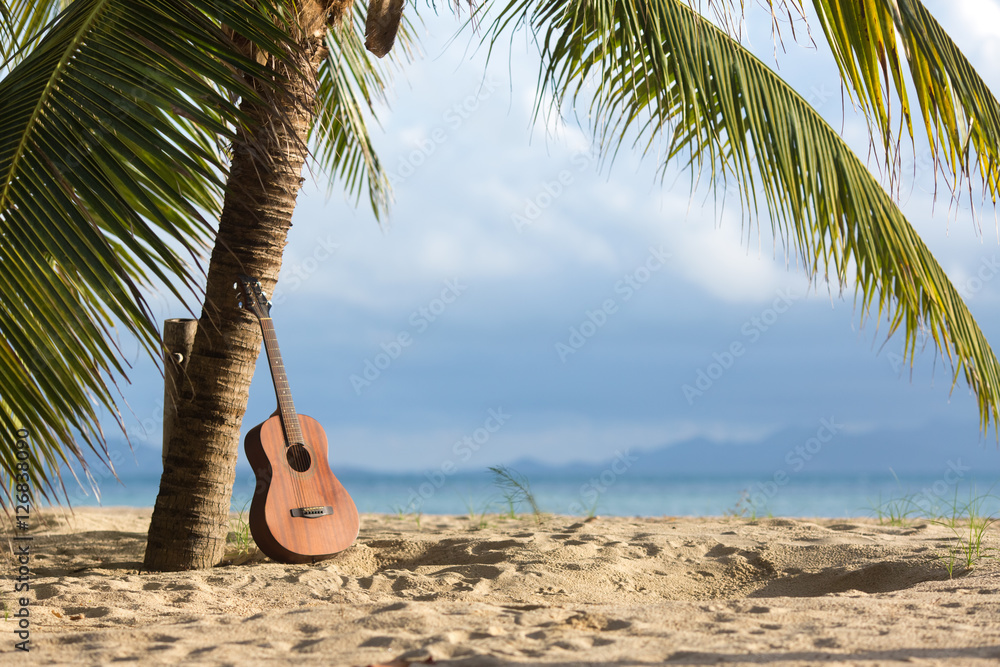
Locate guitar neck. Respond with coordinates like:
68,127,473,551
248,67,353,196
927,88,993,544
258,317,303,446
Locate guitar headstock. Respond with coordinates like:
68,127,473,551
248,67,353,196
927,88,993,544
236,274,271,320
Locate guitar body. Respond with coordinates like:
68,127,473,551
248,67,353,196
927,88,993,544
245,414,359,563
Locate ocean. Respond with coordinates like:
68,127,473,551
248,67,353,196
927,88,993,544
56,469,1000,520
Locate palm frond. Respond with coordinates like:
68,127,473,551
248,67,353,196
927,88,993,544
0,0,298,505
810,0,1000,206
0,0,64,66
312,2,418,219
486,0,1000,431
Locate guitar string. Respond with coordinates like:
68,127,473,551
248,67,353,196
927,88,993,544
264,320,311,510
281,332,312,509
256,293,324,512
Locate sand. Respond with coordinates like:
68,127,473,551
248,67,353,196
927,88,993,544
3,507,1000,665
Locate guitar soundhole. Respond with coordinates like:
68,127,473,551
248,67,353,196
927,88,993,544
286,444,312,473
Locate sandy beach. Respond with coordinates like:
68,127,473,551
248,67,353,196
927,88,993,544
4,507,1000,665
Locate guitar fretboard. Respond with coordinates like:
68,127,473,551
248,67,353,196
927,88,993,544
258,317,303,447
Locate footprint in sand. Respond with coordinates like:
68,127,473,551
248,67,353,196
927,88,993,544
32,582,64,600
62,605,111,618
561,611,631,632
357,573,395,594
827,523,861,531
293,569,345,597
552,636,596,650
359,636,396,648
706,544,739,558
537,585,567,595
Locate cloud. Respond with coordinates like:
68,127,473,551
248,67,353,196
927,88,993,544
948,0,1000,71
669,223,794,303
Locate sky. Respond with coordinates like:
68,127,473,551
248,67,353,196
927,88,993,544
102,0,1000,478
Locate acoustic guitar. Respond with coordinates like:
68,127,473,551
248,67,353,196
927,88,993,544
237,274,359,563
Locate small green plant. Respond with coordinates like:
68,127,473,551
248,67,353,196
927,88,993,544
867,469,930,527
936,487,966,529
938,544,959,578
931,486,998,576
956,515,996,568
868,492,918,526
868,476,927,527
723,490,745,518
489,465,543,524
388,503,424,529
586,496,600,519
725,489,767,520
461,494,493,530
499,492,517,519
225,501,257,564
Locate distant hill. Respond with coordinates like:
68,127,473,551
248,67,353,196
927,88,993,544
93,420,1000,486
505,422,1000,478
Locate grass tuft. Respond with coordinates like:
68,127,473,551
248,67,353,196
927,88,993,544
224,501,258,565
867,477,998,577
388,503,423,530
930,486,998,577
461,493,494,530
725,489,769,521
489,465,543,524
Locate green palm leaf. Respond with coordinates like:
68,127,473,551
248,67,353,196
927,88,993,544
0,0,298,504
0,0,64,65
486,0,1000,430
311,2,416,218
810,0,1000,204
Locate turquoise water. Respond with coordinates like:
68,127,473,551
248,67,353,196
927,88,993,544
57,470,1000,520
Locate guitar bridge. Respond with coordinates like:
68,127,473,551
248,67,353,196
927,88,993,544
290,505,334,519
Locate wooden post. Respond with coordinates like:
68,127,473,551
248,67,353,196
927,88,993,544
162,318,198,465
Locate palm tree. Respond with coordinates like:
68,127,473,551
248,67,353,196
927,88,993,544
0,0,397,569
2,0,999,569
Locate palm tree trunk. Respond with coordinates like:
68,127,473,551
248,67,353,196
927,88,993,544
143,2,344,571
